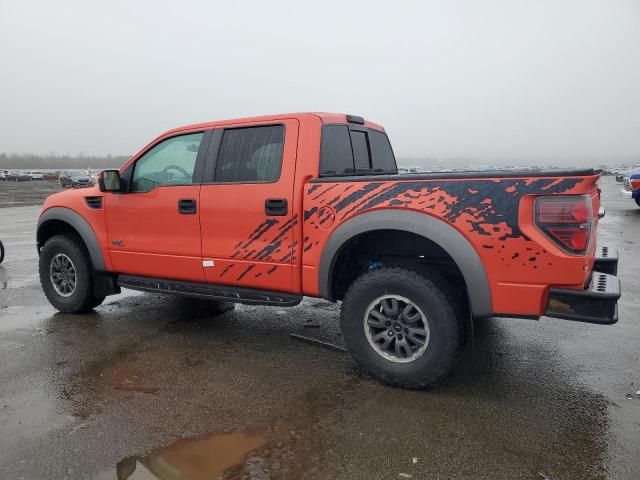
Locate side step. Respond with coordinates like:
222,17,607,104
593,246,618,276
118,275,303,307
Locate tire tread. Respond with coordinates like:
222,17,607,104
340,267,460,389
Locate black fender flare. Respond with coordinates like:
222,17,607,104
318,209,493,318
37,207,106,271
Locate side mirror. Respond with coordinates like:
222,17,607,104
99,170,121,192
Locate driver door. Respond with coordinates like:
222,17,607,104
105,131,210,282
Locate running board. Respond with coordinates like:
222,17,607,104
118,275,303,307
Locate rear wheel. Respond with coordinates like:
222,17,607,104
635,197,640,208
39,234,104,313
340,267,460,389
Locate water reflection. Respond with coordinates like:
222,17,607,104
114,432,266,480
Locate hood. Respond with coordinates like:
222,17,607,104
41,184,101,212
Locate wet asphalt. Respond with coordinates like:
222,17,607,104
0,176,638,480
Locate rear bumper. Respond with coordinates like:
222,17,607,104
545,247,620,325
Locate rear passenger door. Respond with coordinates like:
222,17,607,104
199,120,299,291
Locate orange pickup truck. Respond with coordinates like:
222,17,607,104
37,113,620,388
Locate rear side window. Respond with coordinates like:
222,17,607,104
351,131,370,171
369,130,396,172
214,125,284,183
319,124,397,177
319,125,354,175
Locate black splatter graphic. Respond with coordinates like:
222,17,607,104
333,183,383,213
306,184,322,195
321,177,583,240
220,264,234,277
304,207,318,221
232,219,278,258
236,265,255,281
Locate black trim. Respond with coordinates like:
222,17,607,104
178,198,197,214
37,207,106,271
84,196,103,209
593,245,618,276
487,314,540,320
118,274,303,306
309,168,601,182
545,271,620,325
193,129,214,184
93,272,120,298
265,198,288,216
201,129,223,183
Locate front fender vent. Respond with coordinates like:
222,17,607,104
85,196,103,209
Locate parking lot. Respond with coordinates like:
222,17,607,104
0,176,638,479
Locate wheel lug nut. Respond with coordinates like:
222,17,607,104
385,321,391,326
398,334,403,340
404,328,409,333
387,330,394,336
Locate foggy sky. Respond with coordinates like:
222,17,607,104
1,0,639,165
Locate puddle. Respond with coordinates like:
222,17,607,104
95,431,266,480
111,365,159,394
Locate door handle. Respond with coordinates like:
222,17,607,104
265,198,288,216
178,199,197,214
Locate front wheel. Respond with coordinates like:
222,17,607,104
39,234,104,313
340,267,460,389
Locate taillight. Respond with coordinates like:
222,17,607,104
534,196,592,254
630,178,640,191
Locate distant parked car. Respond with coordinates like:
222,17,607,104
622,172,640,207
615,172,625,182
25,171,45,180
60,172,93,188
59,172,71,187
43,172,59,181
6,171,31,182
0,170,7,180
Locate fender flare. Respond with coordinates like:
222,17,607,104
37,207,106,271
318,209,493,318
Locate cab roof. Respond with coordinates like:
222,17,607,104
160,112,385,138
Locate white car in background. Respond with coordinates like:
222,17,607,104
25,171,45,180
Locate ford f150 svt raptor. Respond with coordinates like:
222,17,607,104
37,113,620,388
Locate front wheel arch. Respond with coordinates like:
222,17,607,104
37,207,106,271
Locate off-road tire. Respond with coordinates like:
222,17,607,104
39,234,105,313
340,267,460,389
